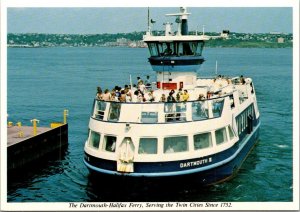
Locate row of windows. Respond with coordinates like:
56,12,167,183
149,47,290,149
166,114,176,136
87,125,235,155
147,41,204,57
93,99,224,123
236,105,254,135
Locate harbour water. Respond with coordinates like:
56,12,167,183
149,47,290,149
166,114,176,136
7,47,293,202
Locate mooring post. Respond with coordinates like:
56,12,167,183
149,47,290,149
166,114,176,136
63,109,69,124
16,121,23,137
30,119,40,136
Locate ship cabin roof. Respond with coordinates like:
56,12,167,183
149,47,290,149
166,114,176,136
143,35,209,42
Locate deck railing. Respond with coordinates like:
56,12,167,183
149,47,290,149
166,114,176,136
91,95,230,124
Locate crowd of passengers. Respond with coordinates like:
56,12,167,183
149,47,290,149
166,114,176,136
95,75,246,103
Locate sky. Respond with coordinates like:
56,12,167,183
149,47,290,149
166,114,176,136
7,7,293,34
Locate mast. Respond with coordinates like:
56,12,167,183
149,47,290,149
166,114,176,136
166,7,190,35
147,7,150,33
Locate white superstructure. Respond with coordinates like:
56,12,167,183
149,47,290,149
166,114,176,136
83,8,260,184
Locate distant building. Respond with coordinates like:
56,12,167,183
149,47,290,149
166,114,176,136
220,30,230,39
277,37,284,43
270,32,282,35
116,38,129,46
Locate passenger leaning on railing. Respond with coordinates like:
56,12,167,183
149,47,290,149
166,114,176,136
182,89,189,101
98,86,218,103
146,90,155,102
176,88,183,101
167,91,176,102
198,94,206,101
126,90,132,102
119,90,126,102
160,94,166,102
96,87,103,100
110,91,118,101
102,89,111,101
137,90,145,102
132,90,138,102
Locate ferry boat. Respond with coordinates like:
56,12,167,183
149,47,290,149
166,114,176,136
83,7,260,185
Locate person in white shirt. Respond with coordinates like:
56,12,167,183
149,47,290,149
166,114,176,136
138,80,146,93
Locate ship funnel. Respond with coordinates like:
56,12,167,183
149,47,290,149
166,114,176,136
180,7,188,35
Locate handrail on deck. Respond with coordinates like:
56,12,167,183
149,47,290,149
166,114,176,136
94,92,232,105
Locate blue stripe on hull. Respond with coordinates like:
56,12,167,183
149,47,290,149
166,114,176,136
84,122,260,185
151,64,201,72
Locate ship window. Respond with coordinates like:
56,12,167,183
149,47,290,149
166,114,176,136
103,135,116,152
147,42,159,56
108,102,121,121
241,115,244,131
228,125,235,140
194,132,212,150
239,116,242,134
141,112,158,123
157,42,175,56
245,112,248,128
89,130,101,149
178,42,193,55
164,102,186,122
250,105,254,116
215,127,228,145
164,136,188,153
212,99,224,118
237,117,240,134
230,94,235,108
194,41,204,55
192,101,209,120
95,100,106,120
138,138,158,154
91,100,96,117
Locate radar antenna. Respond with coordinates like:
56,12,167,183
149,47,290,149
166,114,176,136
166,7,191,35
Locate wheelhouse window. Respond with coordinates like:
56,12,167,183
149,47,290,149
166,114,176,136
178,42,192,55
194,132,212,150
148,42,159,56
88,130,100,149
157,42,175,56
215,127,228,145
164,136,188,153
103,135,116,152
177,41,204,56
95,100,106,120
192,101,209,120
146,41,204,57
138,138,158,154
193,41,204,55
108,102,121,121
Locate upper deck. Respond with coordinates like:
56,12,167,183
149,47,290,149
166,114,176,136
92,76,257,124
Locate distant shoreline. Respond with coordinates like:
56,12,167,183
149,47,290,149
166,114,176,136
7,32,293,49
